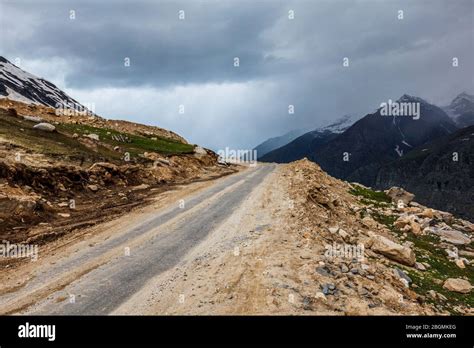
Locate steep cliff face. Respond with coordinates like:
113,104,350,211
376,126,474,221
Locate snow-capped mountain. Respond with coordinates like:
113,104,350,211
442,92,474,128
258,114,360,163
310,94,457,186
0,56,83,109
318,114,359,134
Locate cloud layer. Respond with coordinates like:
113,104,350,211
1,0,473,150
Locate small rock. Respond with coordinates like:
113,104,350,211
315,266,331,276
85,133,100,141
340,264,349,273
455,259,466,269
57,213,70,218
338,228,349,240
23,115,43,123
131,184,150,191
393,268,412,284
427,290,437,299
415,262,426,271
87,184,99,192
315,292,327,302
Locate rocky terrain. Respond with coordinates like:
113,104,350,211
0,98,235,253
285,160,473,314
376,125,474,221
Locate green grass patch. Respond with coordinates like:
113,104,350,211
371,211,397,228
57,123,194,156
349,185,391,204
0,112,120,162
396,232,474,313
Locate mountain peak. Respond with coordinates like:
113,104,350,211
397,94,429,105
452,91,474,104
443,92,474,122
319,114,359,134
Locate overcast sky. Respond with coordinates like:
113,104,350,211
1,0,473,150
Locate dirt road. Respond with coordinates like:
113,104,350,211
0,164,276,314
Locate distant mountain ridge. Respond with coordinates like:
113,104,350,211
443,92,474,128
254,128,308,159
259,114,359,163
376,125,474,221
310,95,458,186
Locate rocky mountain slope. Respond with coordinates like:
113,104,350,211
443,92,474,128
259,115,358,163
376,125,474,221
310,95,458,187
0,57,84,110
254,128,308,159
282,160,473,315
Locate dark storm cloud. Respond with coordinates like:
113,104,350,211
0,0,473,150
1,0,290,88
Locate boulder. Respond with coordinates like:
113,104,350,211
430,228,471,245
442,278,472,294
385,187,415,205
369,233,416,266
33,122,56,132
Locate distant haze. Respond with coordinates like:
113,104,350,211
1,0,472,150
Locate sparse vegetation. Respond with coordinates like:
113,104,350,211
349,185,391,204
58,123,194,156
